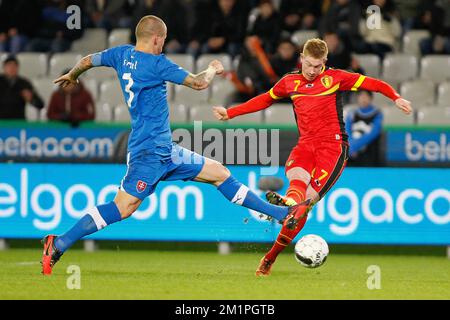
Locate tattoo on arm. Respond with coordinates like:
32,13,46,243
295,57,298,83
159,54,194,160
68,55,94,80
183,67,216,90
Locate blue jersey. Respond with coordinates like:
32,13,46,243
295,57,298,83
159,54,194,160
94,45,188,158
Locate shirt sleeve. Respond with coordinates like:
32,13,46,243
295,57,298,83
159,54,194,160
92,46,121,68
337,69,367,91
157,55,189,84
268,76,289,100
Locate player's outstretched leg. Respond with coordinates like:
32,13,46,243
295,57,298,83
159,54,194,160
194,158,291,222
41,202,122,275
256,179,310,276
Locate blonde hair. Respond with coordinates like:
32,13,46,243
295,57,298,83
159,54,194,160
302,38,328,59
135,15,167,41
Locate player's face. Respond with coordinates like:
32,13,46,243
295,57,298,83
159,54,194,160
301,54,325,81
156,33,167,54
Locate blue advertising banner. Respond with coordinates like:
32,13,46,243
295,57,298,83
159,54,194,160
387,130,450,163
0,128,126,160
0,164,449,245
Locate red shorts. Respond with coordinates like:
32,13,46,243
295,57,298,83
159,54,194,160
285,138,349,199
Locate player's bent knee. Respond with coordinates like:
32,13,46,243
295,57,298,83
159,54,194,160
215,164,231,184
286,167,311,184
114,191,142,219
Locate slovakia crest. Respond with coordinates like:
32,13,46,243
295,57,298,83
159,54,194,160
321,75,333,89
136,180,147,193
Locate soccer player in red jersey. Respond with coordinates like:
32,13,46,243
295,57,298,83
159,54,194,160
213,38,412,276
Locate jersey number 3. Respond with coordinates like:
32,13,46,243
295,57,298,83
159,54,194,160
122,73,134,108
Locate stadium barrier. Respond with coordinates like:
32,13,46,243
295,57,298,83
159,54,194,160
0,164,448,246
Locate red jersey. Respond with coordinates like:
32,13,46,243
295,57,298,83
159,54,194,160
268,67,365,140
227,67,400,142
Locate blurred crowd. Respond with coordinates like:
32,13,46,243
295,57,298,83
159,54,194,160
0,0,449,57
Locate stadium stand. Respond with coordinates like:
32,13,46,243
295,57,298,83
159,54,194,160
417,107,450,126
169,103,189,123
264,104,296,125
108,29,131,48
382,53,418,87
420,55,450,84
70,28,108,55
196,54,233,72
99,79,125,107
113,103,131,123
352,54,381,77
166,54,195,72
49,53,83,78
95,102,113,122
437,82,450,107
189,104,221,122
400,80,435,107
381,107,415,126
174,84,209,104
291,30,319,47
402,30,430,56
16,53,48,78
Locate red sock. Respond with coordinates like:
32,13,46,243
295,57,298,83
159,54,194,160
286,179,307,204
265,180,308,262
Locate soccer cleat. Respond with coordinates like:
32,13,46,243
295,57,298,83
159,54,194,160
41,235,63,275
284,199,312,230
255,257,274,276
265,191,297,207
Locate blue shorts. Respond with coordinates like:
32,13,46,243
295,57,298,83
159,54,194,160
120,144,205,200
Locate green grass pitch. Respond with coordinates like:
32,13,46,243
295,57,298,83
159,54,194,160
0,244,449,300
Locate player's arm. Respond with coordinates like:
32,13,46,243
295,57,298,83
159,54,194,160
53,55,95,88
213,92,275,120
358,76,412,115
213,77,288,121
339,71,412,115
183,60,224,90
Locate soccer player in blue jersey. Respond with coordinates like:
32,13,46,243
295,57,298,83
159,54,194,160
41,15,304,275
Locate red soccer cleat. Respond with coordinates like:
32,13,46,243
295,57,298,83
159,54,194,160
255,257,274,277
41,235,62,275
284,199,312,230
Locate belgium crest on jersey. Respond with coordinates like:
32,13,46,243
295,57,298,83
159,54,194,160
321,75,333,89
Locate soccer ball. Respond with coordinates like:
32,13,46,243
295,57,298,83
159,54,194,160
294,234,329,268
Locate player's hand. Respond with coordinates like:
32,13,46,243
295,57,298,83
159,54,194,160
395,98,412,115
212,106,229,121
209,60,224,75
54,73,78,88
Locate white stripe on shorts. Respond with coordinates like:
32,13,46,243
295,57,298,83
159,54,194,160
88,207,107,230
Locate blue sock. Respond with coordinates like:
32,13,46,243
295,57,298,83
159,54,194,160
54,202,122,253
217,176,289,221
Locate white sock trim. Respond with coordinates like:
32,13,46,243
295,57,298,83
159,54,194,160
88,207,108,230
231,185,249,206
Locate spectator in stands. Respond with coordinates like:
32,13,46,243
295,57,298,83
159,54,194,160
26,0,83,53
0,0,42,54
231,36,273,103
413,0,450,55
279,0,322,34
247,0,282,54
86,0,131,30
394,0,421,33
319,0,362,51
270,39,299,77
47,69,95,127
0,56,44,120
345,90,384,166
130,0,188,53
188,0,248,58
357,0,402,59
324,32,352,70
